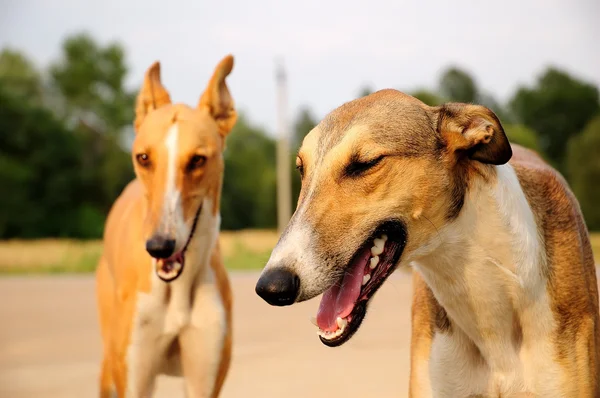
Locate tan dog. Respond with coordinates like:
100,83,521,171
256,89,600,397
95,55,237,398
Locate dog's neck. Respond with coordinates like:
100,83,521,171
412,164,552,372
184,198,221,282
136,198,221,336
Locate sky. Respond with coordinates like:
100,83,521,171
1,0,599,135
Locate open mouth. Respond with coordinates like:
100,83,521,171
312,221,407,347
154,204,203,283
155,252,185,282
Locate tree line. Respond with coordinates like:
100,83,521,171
0,33,599,238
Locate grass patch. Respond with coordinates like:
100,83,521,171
0,239,103,275
0,231,599,275
220,229,278,271
591,234,600,263
223,244,272,271
0,230,278,275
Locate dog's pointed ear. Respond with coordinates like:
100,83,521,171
198,55,237,138
435,103,512,165
134,61,172,133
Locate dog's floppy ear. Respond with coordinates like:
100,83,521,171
134,62,172,133
198,55,237,138
435,103,512,165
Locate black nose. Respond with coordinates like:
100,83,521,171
145,235,176,259
255,268,300,306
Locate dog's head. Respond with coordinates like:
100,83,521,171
132,55,237,282
256,89,511,346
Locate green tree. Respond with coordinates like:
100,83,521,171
0,87,93,238
49,33,135,136
292,107,317,150
503,124,542,153
220,115,277,230
478,93,514,124
411,85,513,125
567,115,600,230
290,108,318,209
411,89,444,106
510,68,600,170
0,49,44,104
48,33,135,214
439,67,478,103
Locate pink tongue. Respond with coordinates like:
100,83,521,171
316,248,370,332
157,252,184,272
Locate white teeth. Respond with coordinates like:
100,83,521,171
381,234,388,242
371,245,383,256
318,326,345,340
369,256,379,269
317,317,349,340
371,237,385,256
362,274,371,286
310,317,318,327
174,262,182,271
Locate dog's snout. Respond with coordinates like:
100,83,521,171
255,268,300,306
145,235,176,259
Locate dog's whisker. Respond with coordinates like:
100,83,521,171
385,278,402,296
423,215,442,243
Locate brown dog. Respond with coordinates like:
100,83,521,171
96,55,236,397
256,89,599,397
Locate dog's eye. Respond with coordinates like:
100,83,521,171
296,157,304,178
188,154,207,171
344,155,385,178
136,153,151,168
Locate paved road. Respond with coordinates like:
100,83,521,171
0,272,413,398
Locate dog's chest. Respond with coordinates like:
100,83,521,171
429,331,563,397
127,268,225,376
135,279,193,335
129,284,191,365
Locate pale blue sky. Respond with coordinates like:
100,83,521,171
1,0,599,134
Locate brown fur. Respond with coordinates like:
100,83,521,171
96,55,237,397
512,147,600,395
268,88,599,396
409,144,600,395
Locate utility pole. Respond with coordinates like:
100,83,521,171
275,59,292,233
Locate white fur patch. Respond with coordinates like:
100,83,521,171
429,332,490,396
163,198,219,334
126,287,168,397
494,164,546,292
411,164,559,396
163,124,187,248
266,221,313,270
494,164,560,394
263,210,332,300
263,220,324,299
184,266,227,395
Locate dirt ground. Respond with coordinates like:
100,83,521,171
0,272,413,398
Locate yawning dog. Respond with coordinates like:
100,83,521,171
96,55,237,398
256,89,599,396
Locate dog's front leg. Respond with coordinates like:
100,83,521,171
127,321,162,397
179,275,229,398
